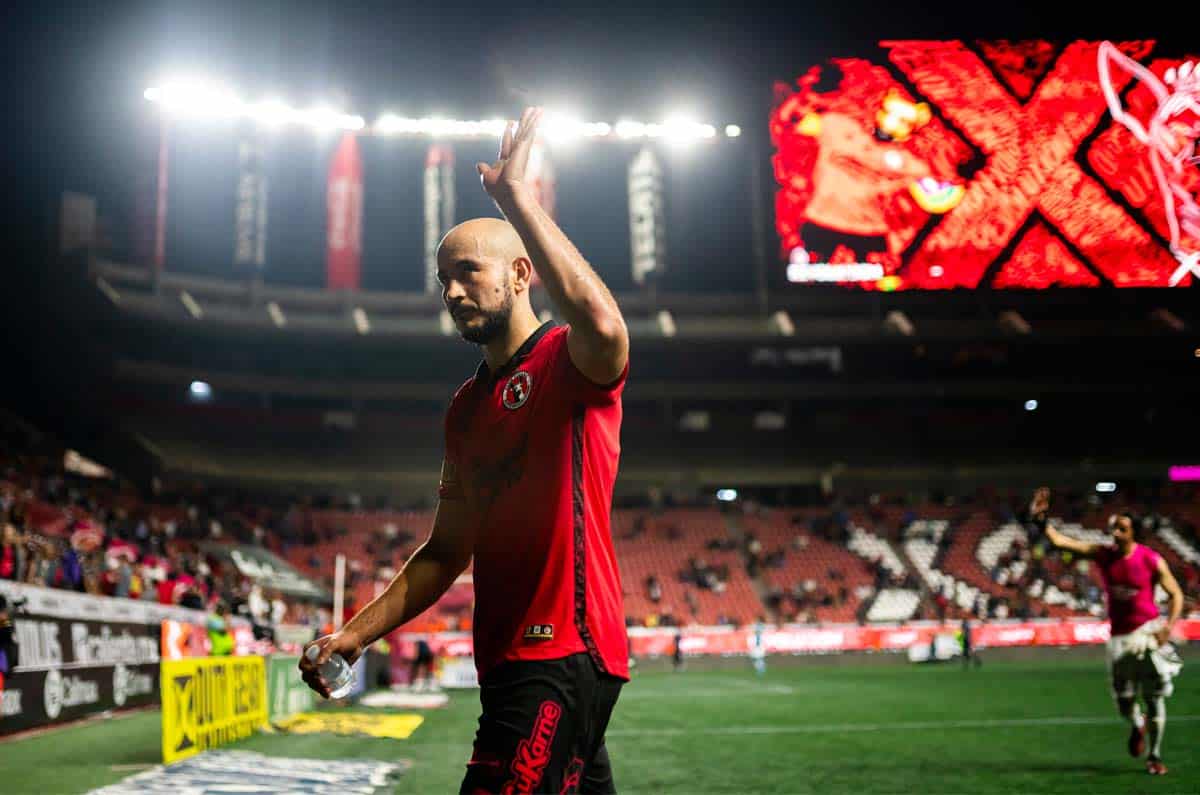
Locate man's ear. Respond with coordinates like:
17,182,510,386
512,256,534,292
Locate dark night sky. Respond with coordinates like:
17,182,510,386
8,1,1185,292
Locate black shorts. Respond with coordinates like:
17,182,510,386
461,653,623,794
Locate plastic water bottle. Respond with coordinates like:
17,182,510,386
305,645,356,699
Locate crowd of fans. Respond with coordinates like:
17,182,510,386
0,423,331,642
3,413,1199,636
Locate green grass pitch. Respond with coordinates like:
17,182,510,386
1,654,1197,793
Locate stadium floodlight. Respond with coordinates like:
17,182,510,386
189,381,212,400
615,120,647,139
1095,481,1117,493
247,99,293,127
300,106,362,131
883,310,915,337
998,309,1032,335
146,85,733,142
152,79,242,119
716,489,738,502
179,290,203,319
1024,399,1038,411
95,276,121,305
661,115,716,144
656,309,677,337
770,310,795,337
539,111,588,143
352,307,370,335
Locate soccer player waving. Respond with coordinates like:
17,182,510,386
1030,487,1185,776
301,107,630,793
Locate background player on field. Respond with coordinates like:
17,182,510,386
1030,487,1185,776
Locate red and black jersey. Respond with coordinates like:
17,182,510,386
445,322,629,681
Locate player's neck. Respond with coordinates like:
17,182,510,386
1117,539,1137,558
482,309,544,373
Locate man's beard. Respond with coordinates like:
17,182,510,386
459,291,514,345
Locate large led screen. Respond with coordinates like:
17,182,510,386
771,41,1199,289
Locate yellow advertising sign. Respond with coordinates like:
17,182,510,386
273,712,424,739
160,656,268,764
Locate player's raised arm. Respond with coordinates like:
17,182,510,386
1029,487,1100,558
477,107,629,385
299,458,478,697
1154,556,1185,645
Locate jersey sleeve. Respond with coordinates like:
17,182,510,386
442,381,472,471
555,326,629,407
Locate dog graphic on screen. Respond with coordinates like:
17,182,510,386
1099,42,1200,285
771,59,969,278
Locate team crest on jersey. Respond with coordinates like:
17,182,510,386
502,371,533,410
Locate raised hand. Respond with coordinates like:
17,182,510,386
477,107,544,206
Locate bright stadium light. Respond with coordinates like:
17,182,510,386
247,99,294,127
540,111,587,143
189,381,212,400
179,290,203,319
1095,481,1117,493
662,115,716,144
145,83,733,141
1024,399,1038,411
615,120,647,139
353,307,370,335
153,79,242,118
716,489,738,502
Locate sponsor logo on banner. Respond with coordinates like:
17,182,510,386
765,630,847,652
0,582,179,736
72,623,159,667
273,712,424,739
15,620,63,668
43,669,63,719
992,627,1037,645
1,689,22,717
41,669,99,718
113,663,155,707
87,751,405,795
160,657,267,764
1072,622,1111,643
266,655,315,723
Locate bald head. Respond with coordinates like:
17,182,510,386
437,218,528,268
435,218,534,345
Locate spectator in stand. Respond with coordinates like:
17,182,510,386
207,602,235,656
1,522,24,581
646,575,662,604
271,590,287,626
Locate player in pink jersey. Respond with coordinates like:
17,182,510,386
1030,488,1185,776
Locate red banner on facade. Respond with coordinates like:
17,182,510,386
326,133,364,290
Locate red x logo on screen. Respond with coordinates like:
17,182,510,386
882,40,1184,287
